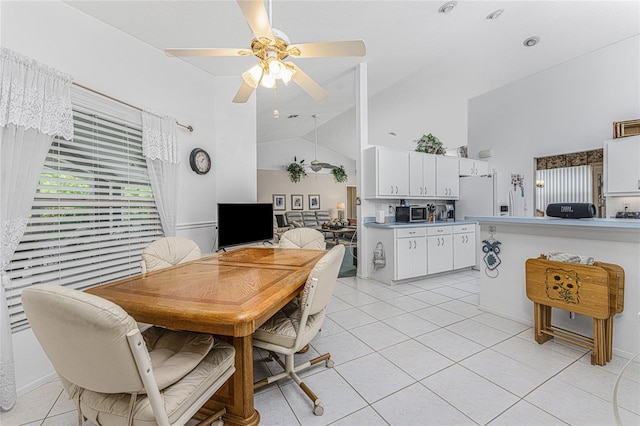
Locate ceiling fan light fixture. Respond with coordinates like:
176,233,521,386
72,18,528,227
260,73,276,88
281,64,295,85
243,63,264,87
266,57,286,79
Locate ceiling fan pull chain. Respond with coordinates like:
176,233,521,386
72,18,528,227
273,85,279,119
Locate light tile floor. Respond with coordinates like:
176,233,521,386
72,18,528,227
4,270,639,426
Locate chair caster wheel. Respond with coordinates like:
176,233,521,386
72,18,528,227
326,359,334,368
313,404,324,416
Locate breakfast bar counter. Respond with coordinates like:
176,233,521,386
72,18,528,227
467,216,639,358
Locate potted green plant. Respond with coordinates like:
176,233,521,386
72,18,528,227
331,165,348,183
415,133,447,155
286,157,307,183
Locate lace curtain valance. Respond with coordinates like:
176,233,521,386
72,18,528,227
0,47,73,140
142,110,180,164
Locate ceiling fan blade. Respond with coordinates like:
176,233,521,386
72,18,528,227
290,64,328,101
288,40,366,58
236,0,273,42
232,81,255,103
318,163,337,169
164,48,251,57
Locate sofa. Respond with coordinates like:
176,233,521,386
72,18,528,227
284,210,331,228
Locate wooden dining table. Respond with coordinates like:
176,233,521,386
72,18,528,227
86,246,327,426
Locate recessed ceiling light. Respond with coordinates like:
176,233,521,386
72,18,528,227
388,132,398,136
523,36,540,47
287,114,299,119
486,9,504,20
438,1,457,14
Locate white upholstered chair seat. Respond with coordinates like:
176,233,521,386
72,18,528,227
22,284,235,426
141,237,201,273
62,338,235,426
253,305,325,349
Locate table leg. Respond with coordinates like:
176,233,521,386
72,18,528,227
201,335,260,426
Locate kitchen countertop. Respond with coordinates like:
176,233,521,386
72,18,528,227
466,216,640,230
365,220,476,229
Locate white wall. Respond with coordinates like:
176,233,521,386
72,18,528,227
1,0,256,395
257,170,353,219
257,137,356,175
468,36,640,216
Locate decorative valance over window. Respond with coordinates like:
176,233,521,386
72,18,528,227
142,110,180,164
0,47,73,140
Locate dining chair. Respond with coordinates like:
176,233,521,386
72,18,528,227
252,244,345,416
22,284,236,426
278,228,326,250
140,237,201,273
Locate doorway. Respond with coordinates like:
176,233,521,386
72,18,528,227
346,185,357,222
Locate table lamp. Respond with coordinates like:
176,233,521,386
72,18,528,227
337,202,345,220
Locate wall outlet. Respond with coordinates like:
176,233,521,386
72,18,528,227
388,205,394,214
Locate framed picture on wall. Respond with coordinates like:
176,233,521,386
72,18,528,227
308,194,320,210
273,194,286,211
291,194,303,210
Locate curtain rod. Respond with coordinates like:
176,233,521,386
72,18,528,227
72,82,194,132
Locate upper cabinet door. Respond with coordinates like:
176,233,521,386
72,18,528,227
409,153,436,198
364,147,409,198
436,156,460,199
459,158,489,176
605,136,640,195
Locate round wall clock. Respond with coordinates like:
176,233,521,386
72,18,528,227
189,148,211,175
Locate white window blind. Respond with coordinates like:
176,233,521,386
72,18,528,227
5,108,164,331
535,165,593,214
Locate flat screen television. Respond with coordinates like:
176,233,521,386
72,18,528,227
217,203,274,249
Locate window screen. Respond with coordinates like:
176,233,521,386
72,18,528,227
5,108,163,331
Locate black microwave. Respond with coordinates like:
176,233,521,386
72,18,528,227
395,206,427,222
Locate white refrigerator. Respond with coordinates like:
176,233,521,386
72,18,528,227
456,175,498,220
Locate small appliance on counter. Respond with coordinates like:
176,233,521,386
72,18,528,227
395,205,427,222
615,211,640,219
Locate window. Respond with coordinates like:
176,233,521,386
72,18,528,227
5,107,163,331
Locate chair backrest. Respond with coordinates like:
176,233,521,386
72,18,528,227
301,244,345,316
279,228,326,250
141,237,201,273
22,284,146,394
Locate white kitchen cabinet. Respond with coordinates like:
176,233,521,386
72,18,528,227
604,136,640,195
436,156,460,199
364,146,409,198
409,152,436,198
427,226,453,274
459,158,489,176
395,228,427,280
453,224,476,269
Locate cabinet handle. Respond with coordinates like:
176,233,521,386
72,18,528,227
413,240,417,249
638,180,640,190
390,185,394,193
395,186,399,194
408,240,412,250
420,187,423,195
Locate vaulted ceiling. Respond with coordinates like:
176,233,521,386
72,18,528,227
65,1,640,146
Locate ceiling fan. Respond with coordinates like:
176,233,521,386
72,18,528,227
309,114,338,172
164,0,366,103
